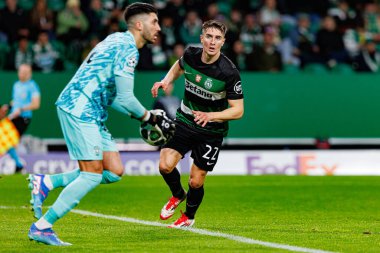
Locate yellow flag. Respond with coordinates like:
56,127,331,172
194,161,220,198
0,118,20,155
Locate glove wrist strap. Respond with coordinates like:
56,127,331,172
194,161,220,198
142,111,151,122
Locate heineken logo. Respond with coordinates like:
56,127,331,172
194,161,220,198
204,78,213,90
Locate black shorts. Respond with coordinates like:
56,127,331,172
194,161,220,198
11,117,31,136
163,122,223,171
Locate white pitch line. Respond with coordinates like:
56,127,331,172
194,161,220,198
1,206,336,253
72,209,336,253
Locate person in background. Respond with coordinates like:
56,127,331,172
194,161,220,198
30,0,55,39
1,64,41,173
239,14,262,55
160,15,177,51
0,0,30,44
32,31,60,73
153,83,180,120
258,0,281,27
179,10,202,46
352,39,380,72
84,0,108,38
246,26,283,72
226,40,248,71
289,13,317,68
314,16,348,68
56,0,89,43
13,37,33,70
168,43,184,66
150,34,169,70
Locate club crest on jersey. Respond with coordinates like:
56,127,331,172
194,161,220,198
204,78,213,90
234,81,242,94
195,74,202,83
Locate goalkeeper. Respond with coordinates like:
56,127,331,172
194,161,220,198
27,2,174,246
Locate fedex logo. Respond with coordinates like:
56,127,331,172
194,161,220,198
246,154,338,175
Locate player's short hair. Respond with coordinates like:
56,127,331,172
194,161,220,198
124,2,158,23
202,20,227,36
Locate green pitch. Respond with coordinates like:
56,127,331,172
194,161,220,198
0,174,379,252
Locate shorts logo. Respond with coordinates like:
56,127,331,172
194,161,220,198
204,78,213,90
94,146,100,156
195,74,202,83
234,81,242,94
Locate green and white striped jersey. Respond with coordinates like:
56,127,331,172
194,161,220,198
177,46,243,137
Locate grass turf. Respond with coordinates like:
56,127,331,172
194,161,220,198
0,174,379,252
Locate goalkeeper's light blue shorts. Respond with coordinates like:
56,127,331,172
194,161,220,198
57,107,117,160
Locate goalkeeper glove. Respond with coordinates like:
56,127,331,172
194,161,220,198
142,110,175,138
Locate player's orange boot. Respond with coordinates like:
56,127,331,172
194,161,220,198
160,193,186,220
168,211,194,228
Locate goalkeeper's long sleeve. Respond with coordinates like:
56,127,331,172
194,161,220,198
111,75,146,119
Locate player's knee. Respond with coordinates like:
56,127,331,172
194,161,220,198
188,178,203,189
159,160,174,174
159,165,172,174
92,166,103,174
158,158,174,174
101,170,122,184
113,167,124,176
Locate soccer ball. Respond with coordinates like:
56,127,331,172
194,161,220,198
139,110,169,146
139,122,168,146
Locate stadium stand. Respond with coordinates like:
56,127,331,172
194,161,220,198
0,0,379,72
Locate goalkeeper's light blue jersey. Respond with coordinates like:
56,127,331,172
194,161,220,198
56,31,139,122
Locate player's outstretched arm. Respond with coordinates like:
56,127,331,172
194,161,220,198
151,60,184,98
0,104,8,120
111,75,146,118
192,99,244,127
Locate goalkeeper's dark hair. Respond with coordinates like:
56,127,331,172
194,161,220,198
123,2,158,23
202,20,227,36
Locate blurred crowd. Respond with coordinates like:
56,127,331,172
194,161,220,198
1,0,380,73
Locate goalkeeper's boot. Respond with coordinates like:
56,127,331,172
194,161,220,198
168,211,195,228
160,193,186,220
28,174,50,219
28,223,71,246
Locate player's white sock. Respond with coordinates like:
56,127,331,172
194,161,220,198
35,217,52,230
43,175,53,190
45,168,81,190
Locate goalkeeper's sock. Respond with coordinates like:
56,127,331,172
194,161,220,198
34,217,53,230
7,147,23,168
101,170,121,184
160,167,185,198
185,184,204,219
44,168,81,190
42,172,102,226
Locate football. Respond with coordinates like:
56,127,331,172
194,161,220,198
139,110,170,146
